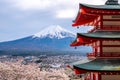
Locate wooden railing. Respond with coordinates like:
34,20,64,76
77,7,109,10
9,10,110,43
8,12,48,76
102,26,120,30
87,52,120,58
102,52,120,57
88,26,120,33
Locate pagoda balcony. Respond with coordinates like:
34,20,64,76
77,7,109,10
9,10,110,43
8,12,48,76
89,26,120,33
87,53,97,59
101,52,120,58
102,26,120,31
87,52,120,59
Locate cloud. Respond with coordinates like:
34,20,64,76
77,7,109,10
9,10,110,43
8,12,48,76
10,0,106,10
12,0,52,10
3,0,107,19
55,9,76,19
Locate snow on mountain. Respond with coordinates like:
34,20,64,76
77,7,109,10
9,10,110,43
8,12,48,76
32,25,75,39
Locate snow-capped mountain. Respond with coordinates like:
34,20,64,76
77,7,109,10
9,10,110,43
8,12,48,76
33,25,75,39
0,25,76,51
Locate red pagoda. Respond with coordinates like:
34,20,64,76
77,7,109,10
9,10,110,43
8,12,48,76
70,0,120,80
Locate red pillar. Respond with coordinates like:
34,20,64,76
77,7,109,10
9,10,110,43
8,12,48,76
98,73,101,80
100,40,103,57
100,14,103,30
90,72,93,80
99,14,103,57
95,42,98,57
93,73,96,80
91,72,101,80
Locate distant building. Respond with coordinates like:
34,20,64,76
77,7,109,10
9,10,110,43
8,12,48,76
50,64,61,68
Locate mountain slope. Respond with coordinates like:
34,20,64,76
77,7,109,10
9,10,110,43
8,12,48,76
0,25,75,51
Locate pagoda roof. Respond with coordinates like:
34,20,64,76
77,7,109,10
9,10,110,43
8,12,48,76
72,13,99,26
78,30,120,39
72,3,120,27
81,3,120,10
72,58,120,72
70,31,120,46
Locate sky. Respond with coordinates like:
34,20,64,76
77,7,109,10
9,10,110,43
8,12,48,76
0,0,119,42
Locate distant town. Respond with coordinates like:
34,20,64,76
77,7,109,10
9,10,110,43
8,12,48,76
0,53,86,80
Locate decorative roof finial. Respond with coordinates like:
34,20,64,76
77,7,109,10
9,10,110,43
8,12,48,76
105,0,119,5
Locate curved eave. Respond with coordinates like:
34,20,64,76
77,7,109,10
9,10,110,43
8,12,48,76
72,13,99,27
73,58,120,72
70,41,83,47
70,31,120,47
78,31,120,39
80,3,120,10
72,4,99,27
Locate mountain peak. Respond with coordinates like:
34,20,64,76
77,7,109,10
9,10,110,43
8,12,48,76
32,25,75,39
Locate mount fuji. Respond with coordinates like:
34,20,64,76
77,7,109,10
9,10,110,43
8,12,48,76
0,25,76,51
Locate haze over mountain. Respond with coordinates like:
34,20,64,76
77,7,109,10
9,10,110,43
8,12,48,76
0,25,76,51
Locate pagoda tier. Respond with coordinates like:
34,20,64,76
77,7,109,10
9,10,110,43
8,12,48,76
71,30,120,58
71,30,120,46
72,4,120,27
69,58,120,80
71,58,120,72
